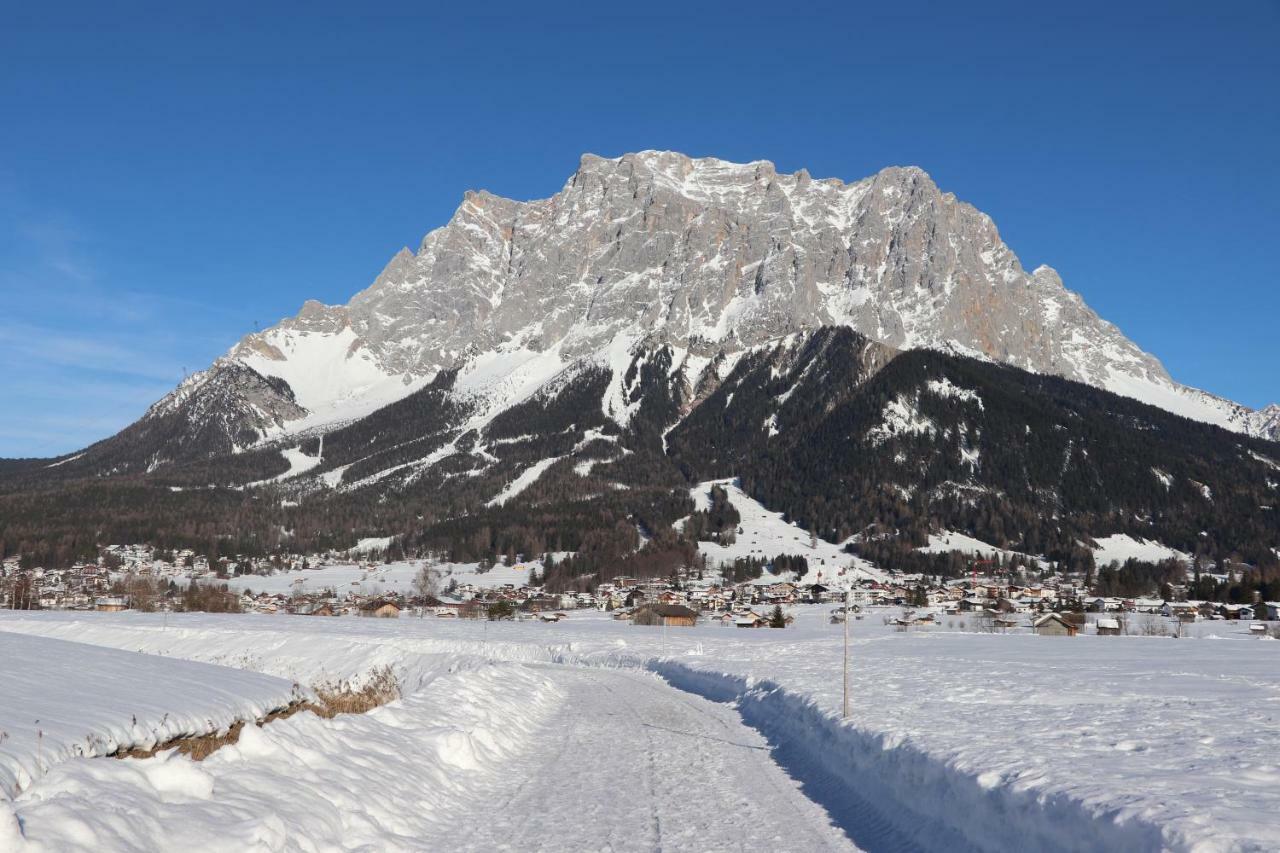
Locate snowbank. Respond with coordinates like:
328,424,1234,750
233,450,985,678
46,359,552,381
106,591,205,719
0,633,301,799
651,661,1164,852
6,656,560,852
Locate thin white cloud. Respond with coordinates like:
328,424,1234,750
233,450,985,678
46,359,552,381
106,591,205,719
0,378,167,458
0,199,250,457
0,321,187,383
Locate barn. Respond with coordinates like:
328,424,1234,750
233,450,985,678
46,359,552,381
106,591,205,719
360,600,401,619
1032,612,1079,637
631,604,698,627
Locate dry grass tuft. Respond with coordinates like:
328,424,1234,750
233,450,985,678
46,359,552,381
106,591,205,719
309,666,401,718
112,666,401,762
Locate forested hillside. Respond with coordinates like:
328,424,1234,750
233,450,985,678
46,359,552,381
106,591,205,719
3,328,1278,595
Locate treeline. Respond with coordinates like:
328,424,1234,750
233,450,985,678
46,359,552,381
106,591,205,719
1093,557,1280,604
3,328,1278,594
723,553,809,584
543,529,700,593
1093,559,1185,598
849,535,1079,580
683,484,740,543
101,574,241,613
669,335,1280,574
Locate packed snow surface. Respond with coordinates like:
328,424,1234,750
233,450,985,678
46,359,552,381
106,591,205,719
447,665,854,852
2,608,1277,851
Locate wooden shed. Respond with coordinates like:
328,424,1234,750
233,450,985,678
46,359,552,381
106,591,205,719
1032,612,1079,637
631,604,698,628
360,600,401,619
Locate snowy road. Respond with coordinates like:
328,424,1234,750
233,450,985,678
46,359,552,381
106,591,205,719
451,665,859,853
6,653,859,852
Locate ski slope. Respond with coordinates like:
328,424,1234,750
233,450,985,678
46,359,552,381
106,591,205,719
683,479,881,583
1090,534,1191,567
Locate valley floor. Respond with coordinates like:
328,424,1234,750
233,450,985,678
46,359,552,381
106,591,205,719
1,609,1276,852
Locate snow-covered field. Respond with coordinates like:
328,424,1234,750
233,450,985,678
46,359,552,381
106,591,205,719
222,561,421,595
2,609,1277,851
222,558,540,595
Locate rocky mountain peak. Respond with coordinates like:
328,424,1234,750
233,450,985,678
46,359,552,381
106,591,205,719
195,151,1273,440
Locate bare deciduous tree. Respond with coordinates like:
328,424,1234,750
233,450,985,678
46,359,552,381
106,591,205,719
413,564,439,602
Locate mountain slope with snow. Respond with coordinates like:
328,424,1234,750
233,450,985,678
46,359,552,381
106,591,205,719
166,151,1273,448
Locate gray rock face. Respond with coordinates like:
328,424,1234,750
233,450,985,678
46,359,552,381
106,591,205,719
145,361,306,449
218,151,1271,437
1252,404,1280,440
242,152,1157,378
50,361,307,477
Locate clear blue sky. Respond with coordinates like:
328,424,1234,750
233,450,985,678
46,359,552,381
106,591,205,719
2,1,1277,457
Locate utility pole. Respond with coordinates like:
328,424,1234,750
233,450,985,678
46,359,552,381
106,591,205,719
843,586,851,719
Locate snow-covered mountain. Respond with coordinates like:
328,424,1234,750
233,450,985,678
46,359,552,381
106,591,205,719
6,152,1279,584
177,150,1273,445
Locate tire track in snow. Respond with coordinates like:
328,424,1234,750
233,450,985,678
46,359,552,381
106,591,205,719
588,672,664,851
449,664,857,853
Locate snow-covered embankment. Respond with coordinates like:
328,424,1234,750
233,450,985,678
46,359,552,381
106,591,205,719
647,660,1165,853
0,632,303,799
0,617,564,851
